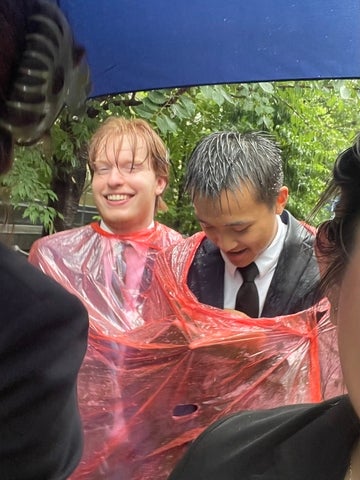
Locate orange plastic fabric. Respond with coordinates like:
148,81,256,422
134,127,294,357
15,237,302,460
50,231,341,480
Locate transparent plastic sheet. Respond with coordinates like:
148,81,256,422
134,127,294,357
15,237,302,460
61,232,343,480
70,303,342,480
28,222,183,333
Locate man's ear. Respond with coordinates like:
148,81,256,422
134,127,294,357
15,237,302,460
155,176,167,196
275,186,289,214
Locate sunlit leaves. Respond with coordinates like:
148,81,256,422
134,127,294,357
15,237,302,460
259,82,274,94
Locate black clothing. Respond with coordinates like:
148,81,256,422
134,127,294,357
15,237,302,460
187,210,320,316
235,262,259,316
0,242,88,479
169,395,360,480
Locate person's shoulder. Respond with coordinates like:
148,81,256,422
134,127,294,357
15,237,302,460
31,224,91,250
169,397,348,480
194,397,333,442
282,210,315,238
28,225,95,266
0,241,87,320
210,396,343,433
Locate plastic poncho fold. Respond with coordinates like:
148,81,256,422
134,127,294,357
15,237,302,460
29,222,183,333
29,226,344,480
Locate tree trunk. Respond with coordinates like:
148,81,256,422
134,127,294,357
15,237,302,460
43,145,88,235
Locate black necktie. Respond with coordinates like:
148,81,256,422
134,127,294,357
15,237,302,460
235,262,259,317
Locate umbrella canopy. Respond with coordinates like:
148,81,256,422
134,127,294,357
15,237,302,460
58,0,360,98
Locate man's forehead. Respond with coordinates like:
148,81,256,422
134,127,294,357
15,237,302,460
97,134,148,157
195,212,250,227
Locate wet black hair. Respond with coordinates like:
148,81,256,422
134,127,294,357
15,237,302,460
314,134,360,297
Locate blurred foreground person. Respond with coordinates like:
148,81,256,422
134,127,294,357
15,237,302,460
0,0,90,478
169,135,360,480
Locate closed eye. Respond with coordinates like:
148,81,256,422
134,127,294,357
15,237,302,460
94,164,111,174
233,225,250,234
119,161,145,173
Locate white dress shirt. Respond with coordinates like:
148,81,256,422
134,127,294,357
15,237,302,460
222,215,287,314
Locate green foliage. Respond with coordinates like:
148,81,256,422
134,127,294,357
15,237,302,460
136,80,360,233
0,144,61,233
2,80,360,237
273,80,360,223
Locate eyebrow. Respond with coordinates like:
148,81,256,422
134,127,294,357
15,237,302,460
94,159,111,165
196,216,250,228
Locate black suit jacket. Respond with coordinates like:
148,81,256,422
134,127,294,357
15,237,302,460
169,395,360,480
187,210,320,316
0,242,88,479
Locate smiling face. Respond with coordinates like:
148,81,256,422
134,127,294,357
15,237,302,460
194,183,288,267
91,134,167,234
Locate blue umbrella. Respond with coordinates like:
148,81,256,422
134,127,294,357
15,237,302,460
58,0,360,98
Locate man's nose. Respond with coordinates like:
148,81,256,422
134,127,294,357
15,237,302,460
214,233,238,252
108,166,126,184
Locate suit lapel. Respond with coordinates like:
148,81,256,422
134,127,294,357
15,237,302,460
187,237,225,309
262,212,317,317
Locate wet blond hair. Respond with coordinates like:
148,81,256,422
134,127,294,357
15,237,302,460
89,116,169,212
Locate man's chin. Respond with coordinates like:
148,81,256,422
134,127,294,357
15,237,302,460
226,252,250,267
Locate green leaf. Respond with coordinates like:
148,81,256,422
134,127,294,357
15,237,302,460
199,85,214,100
340,85,351,100
148,90,166,105
156,114,178,134
259,82,274,94
214,85,234,104
155,115,169,135
212,88,225,106
133,105,154,120
142,97,160,112
179,95,196,116
170,103,189,119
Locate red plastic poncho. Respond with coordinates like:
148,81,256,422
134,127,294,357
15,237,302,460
29,228,341,480
29,221,183,333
